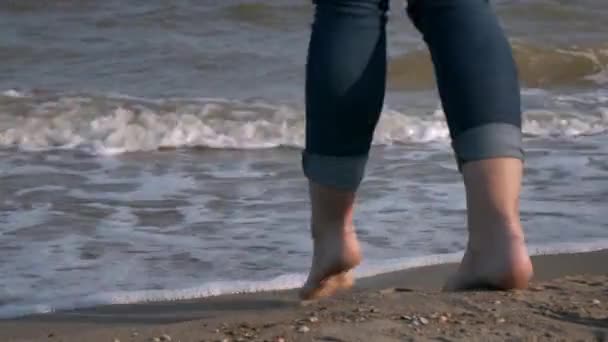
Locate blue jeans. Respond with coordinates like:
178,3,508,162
303,0,523,190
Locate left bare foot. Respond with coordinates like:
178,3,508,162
299,228,362,300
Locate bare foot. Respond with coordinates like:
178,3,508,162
299,229,362,300
444,231,533,291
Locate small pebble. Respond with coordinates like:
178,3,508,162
298,325,310,333
494,300,502,305
592,299,601,305
276,338,286,342
419,317,429,325
497,318,506,324
132,332,139,337
439,316,448,323
160,334,172,342
400,315,412,321
151,338,161,342
379,288,396,295
300,300,315,307
370,308,380,313
113,339,120,342
308,316,319,323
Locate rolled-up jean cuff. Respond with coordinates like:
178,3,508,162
452,123,524,169
302,151,369,191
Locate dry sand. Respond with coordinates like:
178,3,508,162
1,250,607,342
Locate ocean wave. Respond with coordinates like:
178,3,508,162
0,92,606,154
388,42,608,90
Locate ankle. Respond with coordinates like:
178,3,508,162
309,181,357,239
311,221,356,240
467,221,526,251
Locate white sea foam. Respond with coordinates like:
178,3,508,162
1,93,607,154
1,240,607,320
1,89,27,98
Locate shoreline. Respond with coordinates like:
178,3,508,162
2,249,607,341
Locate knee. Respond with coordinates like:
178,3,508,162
407,0,491,32
313,0,389,17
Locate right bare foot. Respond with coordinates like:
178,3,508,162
444,230,533,291
299,229,362,300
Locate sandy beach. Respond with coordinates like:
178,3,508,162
1,1,607,341
1,249,606,342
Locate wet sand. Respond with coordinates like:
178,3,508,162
2,250,607,342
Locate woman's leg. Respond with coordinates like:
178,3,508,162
407,0,533,290
301,0,389,299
